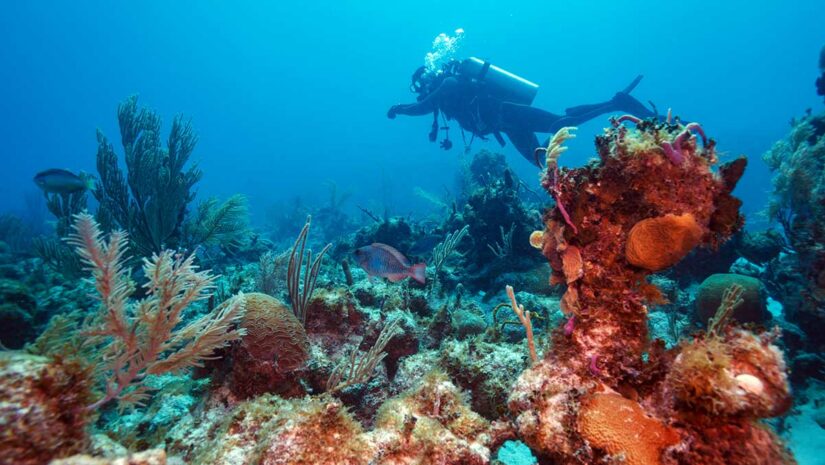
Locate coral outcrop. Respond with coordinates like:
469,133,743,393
509,118,795,464
175,371,497,465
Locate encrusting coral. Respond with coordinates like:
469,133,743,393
578,390,679,465
625,213,703,271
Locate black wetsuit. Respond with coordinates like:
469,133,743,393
388,68,655,165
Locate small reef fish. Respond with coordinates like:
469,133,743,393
354,243,426,284
33,169,95,194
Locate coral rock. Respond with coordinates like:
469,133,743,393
0,352,91,465
191,395,373,465
372,371,493,465
625,213,703,271
667,329,792,418
49,449,167,465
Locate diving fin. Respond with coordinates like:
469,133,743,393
621,75,644,95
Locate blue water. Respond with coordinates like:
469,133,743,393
1,1,823,226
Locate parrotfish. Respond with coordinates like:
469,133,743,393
33,169,95,194
354,243,426,284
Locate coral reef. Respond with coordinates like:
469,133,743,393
763,110,825,346
0,107,808,465
170,371,498,465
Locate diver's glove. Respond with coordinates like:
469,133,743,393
387,105,399,119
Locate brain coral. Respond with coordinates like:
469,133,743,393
578,392,679,465
228,292,310,398
625,213,703,271
239,292,309,371
695,273,768,324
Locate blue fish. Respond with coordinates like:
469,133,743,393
33,169,95,194
354,243,426,284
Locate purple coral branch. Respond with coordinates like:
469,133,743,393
660,140,684,164
683,122,708,146
611,114,643,127
661,122,708,165
589,354,602,377
547,166,578,234
564,316,575,336
555,196,578,234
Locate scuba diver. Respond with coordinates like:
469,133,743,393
387,57,657,166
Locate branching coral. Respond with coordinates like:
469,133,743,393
505,285,538,364
538,127,578,233
432,224,470,275
94,96,201,256
707,283,744,336
287,216,331,325
67,213,246,410
327,317,401,393
183,193,250,254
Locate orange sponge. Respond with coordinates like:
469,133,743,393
625,213,702,271
578,392,679,465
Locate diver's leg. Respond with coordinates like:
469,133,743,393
504,129,542,166
500,102,565,133
560,75,655,128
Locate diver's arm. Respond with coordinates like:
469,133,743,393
388,77,458,118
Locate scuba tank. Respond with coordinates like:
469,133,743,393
459,57,539,105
